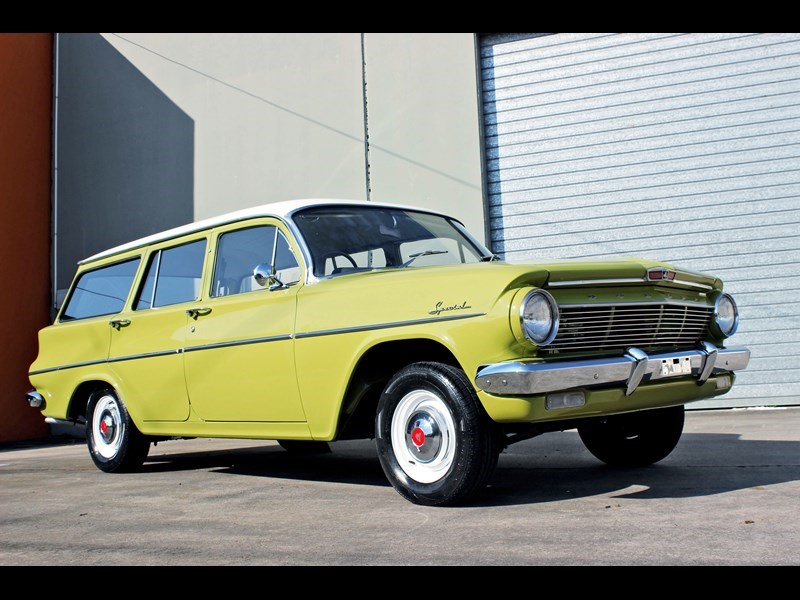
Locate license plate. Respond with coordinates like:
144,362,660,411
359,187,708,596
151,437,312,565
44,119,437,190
661,357,692,377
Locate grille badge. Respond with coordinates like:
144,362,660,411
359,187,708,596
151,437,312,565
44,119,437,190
647,267,677,282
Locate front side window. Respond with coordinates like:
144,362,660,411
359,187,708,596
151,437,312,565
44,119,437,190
292,206,488,278
212,225,300,297
134,239,206,310
61,258,141,321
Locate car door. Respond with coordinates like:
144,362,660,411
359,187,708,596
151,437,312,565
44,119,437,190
107,237,208,422
183,220,305,422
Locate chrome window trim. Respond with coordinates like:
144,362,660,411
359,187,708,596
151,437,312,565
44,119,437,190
280,214,318,285
150,249,163,308
134,249,162,311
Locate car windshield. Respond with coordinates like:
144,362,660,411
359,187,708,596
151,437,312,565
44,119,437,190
292,205,490,278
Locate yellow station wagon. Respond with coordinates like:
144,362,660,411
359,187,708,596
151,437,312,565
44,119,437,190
27,200,750,505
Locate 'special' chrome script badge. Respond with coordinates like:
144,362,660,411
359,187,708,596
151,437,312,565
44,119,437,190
429,301,472,316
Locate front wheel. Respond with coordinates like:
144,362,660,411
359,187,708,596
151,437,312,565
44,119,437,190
375,362,499,506
86,388,150,473
578,405,685,468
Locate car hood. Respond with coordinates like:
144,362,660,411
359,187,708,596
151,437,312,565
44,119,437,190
309,257,720,292
525,257,721,291
296,258,720,334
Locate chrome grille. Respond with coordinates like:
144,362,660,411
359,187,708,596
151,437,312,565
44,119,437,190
547,303,713,353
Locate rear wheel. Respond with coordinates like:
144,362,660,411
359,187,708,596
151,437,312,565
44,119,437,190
86,388,150,473
578,405,685,467
375,362,499,506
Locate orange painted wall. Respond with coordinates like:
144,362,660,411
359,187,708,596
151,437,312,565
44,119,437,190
0,34,52,442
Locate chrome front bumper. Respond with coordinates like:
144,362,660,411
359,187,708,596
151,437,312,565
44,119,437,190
475,343,750,397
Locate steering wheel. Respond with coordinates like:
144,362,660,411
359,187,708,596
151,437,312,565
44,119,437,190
321,252,358,274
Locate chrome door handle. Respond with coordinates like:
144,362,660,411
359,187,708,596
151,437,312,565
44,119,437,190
186,307,212,320
109,319,131,330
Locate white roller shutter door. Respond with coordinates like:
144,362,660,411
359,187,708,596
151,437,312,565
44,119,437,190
479,33,800,407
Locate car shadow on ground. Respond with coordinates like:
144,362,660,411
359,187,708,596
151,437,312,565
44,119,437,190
143,440,391,487
139,431,800,507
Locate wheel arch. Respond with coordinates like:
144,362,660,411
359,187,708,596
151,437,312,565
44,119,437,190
335,338,462,440
67,379,121,421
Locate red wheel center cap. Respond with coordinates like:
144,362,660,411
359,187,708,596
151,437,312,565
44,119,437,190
411,427,426,447
100,420,108,435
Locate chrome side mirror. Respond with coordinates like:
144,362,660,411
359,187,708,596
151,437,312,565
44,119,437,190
253,263,285,290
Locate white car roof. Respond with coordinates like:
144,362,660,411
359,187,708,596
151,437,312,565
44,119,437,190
80,198,440,264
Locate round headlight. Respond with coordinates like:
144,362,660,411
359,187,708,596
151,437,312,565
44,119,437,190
520,290,559,346
714,293,739,338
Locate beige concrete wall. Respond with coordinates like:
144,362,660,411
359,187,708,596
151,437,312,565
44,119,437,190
102,32,370,219
363,33,486,241
55,33,486,300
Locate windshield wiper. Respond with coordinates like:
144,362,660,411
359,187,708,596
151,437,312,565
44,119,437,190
480,253,501,262
401,249,448,268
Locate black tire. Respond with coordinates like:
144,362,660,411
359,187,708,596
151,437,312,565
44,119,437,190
578,405,685,468
86,388,150,473
277,440,332,454
375,362,500,506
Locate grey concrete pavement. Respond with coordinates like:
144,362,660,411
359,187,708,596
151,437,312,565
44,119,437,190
2,407,799,565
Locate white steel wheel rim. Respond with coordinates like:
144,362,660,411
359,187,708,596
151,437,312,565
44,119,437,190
390,389,456,484
92,395,125,459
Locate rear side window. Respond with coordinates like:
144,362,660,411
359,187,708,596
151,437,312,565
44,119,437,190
135,239,207,309
61,258,141,321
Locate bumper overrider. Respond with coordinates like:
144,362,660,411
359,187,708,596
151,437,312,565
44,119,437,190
475,342,750,397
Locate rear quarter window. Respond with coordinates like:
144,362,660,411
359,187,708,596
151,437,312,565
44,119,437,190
61,258,141,321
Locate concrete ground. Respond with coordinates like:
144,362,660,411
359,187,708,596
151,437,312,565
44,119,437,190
1,407,798,566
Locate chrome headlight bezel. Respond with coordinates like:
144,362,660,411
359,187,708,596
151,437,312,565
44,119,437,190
712,292,739,338
519,289,560,346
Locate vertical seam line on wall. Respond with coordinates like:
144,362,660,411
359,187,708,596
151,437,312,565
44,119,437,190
52,33,60,313
473,34,493,253
361,33,371,201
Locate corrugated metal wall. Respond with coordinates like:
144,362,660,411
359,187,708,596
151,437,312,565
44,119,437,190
479,32,800,408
